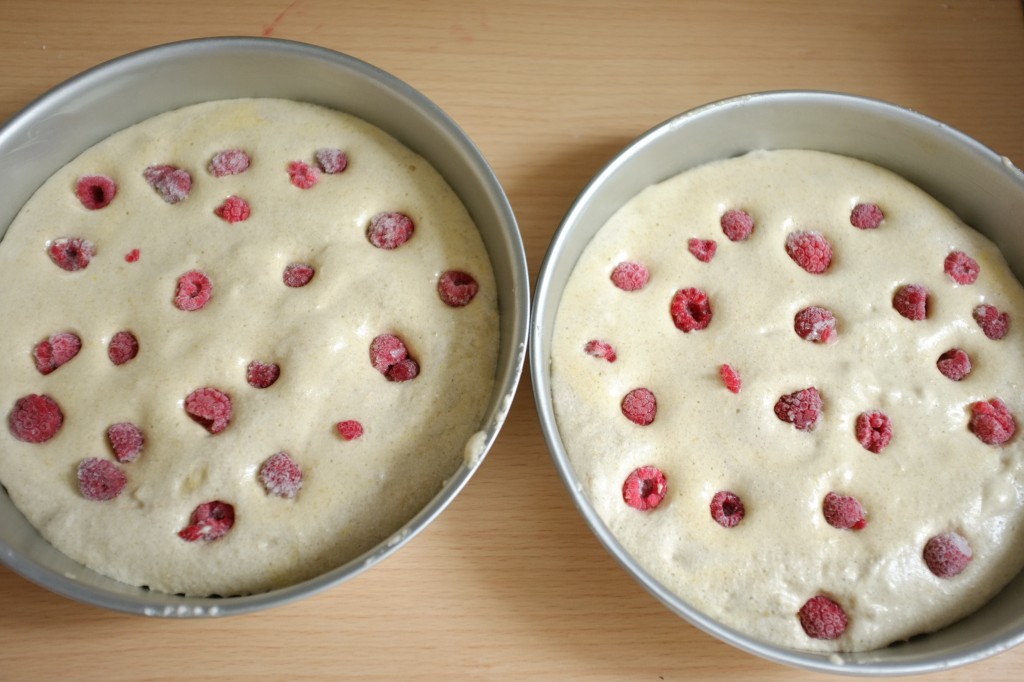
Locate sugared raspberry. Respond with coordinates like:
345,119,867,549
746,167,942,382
174,270,213,311
720,209,754,242
687,238,717,262
621,387,657,425
208,149,250,177
892,284,929,320
48,237,95,271
923,532,972,578
855,410,892,454
973,304,1010,340
214,195,251,223
969,398,1015,445
774,387,822,431
108,331,139,366
336,420,364,441
720,364,742,393
283,263,315,288
316,148,349,174
622,465,667,511
850,203,884,229
259,452,303,499
75,175,117,210
610,261,650,291
823,492,867,530
584,339,617,363
437,270,479,307
8,394,63,443
944,251,980,285
785,231,832,274
936,348,972,381
386,358,420,382
710,490,745,527
794,306,838,344
798,596,848,640
77,458,127,501
143,164,191,204
670,288,713,332
33,331,81,375
287,160,320,189
125,248,140,263
369,334,420,382
178,501,234,542
185,387,232,434
368,212,414,250
107,422,144,463
247,360,280,389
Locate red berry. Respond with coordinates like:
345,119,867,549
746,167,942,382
687,238,717,262
823,491,867,530
368,212,414,250
75,175,117,210
369,333,419,382
923,532,972,578
720,209,754,242
785,231,832,274
287,160,320,189
610,261,649,291
214,195,251,223
386,358,420,382
850,203,884,229
247,360,280,389
437,270,479,307
710,490,745,527
185,387,232,435
48,237,95,271
8,394,63,443
283,263,315,288
174,270,213,311
622,465,667,511
794,306,838,343
855,410,892,454
125,248,141,263
893,284,929,320
621,387,657,425
973,304,1010,340
77,458,127,501
798,596,848,640
33,331,81,375
937,348,972,381
107,422,144,463
209,149,250,177
336,420,364,441
259,452,303,499
969,398,1015,445
108,330,139,366
143,164,192,204
720,364,742,393
584,339,617,363
774,387,823,431
316,148,348,174
944,251,980,285
178,501,235,542
670,287,713,332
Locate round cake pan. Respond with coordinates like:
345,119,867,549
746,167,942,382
531,90,1024,675
0,37,529,617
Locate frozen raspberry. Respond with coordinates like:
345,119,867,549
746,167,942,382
924,532,972,578
370,334,420,382
178,501,235,542
621,387,657,426
316,148,349,174
283,263,315,288
386,359,420,382
687,238,717,262
125,248,140,263
214,195,251,223
969,398,1015,445
8,394,63,443
75,175,117,210
367,212,414,250
108,331,139,366
774,387,822,431
247,360,280,389
670,288,713,332
622,465,667,511
208,149,250,177
855,410,892,454
143,164,192,204
259,451,303,499
336,420,364,441
798,596,848,640
287,160,320,189
944,251,980,285
710,491,745,527
793,306,838,344
720,209,754,242
720,364,742,393
437,270,479,307
174,270,213,311
785,231,832,274
936,348,972,381
48,237,95,271
107,422,144,463
850,203,884,229
584,339,617,363
610,261,649,291
33,331,81,375
185,387,232,434
973,304,1010,340
77,458,126,501
892,284,929,320
823,492,867,530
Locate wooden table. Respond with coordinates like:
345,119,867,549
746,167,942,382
1,1,1022,679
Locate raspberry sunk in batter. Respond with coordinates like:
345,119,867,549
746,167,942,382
892,284,929,321
774,387,822,431
973,304,1010,340
622,465,667,511
336,420,364,441
785,231,832,274
367,211,414,250
48,237,95,272
621,387,657,425
369,333,419,382
215,195,251,223
437,270,479,307
719,364,742,393
107,422,144,463
259,452,303,499
687,238,717,263
178,501,235,542
944,250,980,285
208,149,250,177
794,306,837,344
923,531,973,578
143,164,192,204
174,270,213,311
584,339,617,363
283,263,315,288
287,160,320,189
77,458,127,501
610,261,649,292
968,398,1016,445
855,410,892,454
75,174,117,210
850,202,884,230
8,394,63,443
33,331,81,375
184,387,233,434
823,492,867,530
315,148,348,174
247,360,280,389
670,287,713,332
720,209,754,242
798,595,848,640
710,490,745,527
107,331,139,366
936,348,972,381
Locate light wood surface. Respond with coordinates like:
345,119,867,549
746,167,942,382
1,1,1022,680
